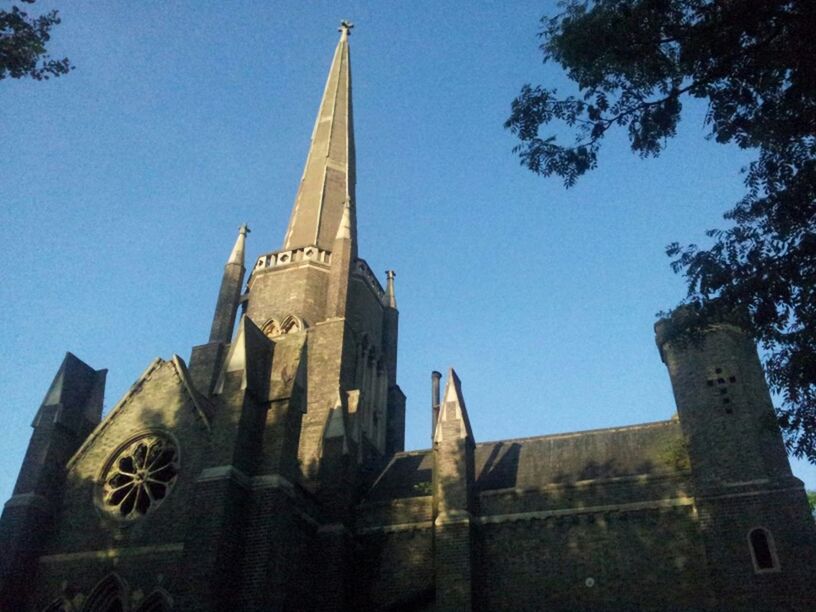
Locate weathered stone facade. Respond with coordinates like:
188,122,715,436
2,24,815,611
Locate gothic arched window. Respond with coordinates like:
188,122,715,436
748,527,780,572
83,574,126,612
262,319,281,338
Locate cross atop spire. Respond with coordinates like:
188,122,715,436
282,22,356,252
339,20,354,37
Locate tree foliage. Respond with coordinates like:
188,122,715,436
0,0,71,81
506,0,816,461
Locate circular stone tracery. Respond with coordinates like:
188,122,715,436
102,434,178,519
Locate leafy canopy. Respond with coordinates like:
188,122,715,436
506,0,816,460
0,0,71,81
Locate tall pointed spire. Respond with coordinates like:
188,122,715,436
283,21,356,252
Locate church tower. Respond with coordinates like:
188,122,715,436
1,23,406,611
243,20,405,491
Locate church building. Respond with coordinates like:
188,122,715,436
2,23,815,611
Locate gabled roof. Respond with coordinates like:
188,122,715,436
66,356,213,471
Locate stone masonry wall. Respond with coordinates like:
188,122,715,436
477,505,711,611
247,263,330,330
696,486,816,610
355,527,434,610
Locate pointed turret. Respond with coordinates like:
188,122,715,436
189,225,249,396
209,224,249,344
0,353,106,609
433,368,475,446
326,198,354,318
382,270,404,453
283,20,356,252
432,368,476,610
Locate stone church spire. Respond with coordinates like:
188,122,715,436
282,20,356,252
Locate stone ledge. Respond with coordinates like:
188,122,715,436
3,492,52,514
356,520,433,535
477,496,695,524
39,543,183,564
196,465,251,489
435,510,473,526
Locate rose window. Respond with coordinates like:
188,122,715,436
102,434,178,519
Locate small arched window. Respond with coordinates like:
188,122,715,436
748,527,780,573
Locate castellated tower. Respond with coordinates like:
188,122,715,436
2,24,815,612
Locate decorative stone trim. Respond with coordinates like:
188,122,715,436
477,496,695,525
99,432,179,520
698,485,803,503
253,245,332,272
356,520,433,535
435,510,474,526
479,472,690,498
38,543,183,564
352,259,385,300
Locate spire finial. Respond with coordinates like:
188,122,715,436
227,224,249,266
339,20,354,37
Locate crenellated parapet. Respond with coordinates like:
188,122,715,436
352,258,385,301
252,245,332,272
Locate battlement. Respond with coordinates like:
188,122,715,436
352,258,385,300
253,245,332,271
252,247,384,297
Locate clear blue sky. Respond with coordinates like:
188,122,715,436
1,1,813,504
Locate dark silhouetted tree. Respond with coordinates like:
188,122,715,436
506,0,816,462
1,0,71,81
